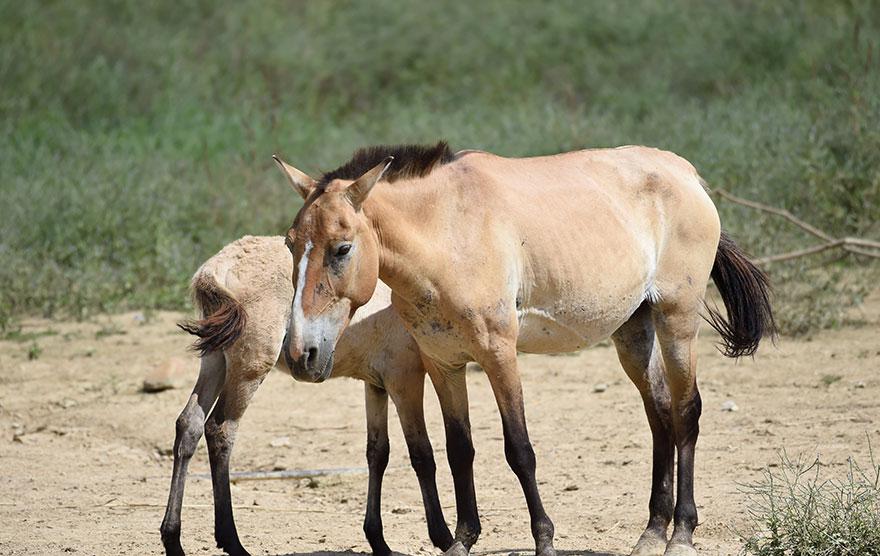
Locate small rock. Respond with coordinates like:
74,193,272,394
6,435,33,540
270,436,291,448
593,383,608,393
563,484,579,491
142,357,192,393
391,507,412,514
721,400,739,412
132,312,146,324
854,381,866,389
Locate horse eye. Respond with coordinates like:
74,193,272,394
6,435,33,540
335,243,352,257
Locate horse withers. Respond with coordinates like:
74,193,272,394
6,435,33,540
276,142,775,556
159,235,455,556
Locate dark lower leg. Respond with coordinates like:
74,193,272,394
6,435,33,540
427,366,481,550
363,385,391,556
670,389,701,546
444,416,481,548
643,391,676,536
407,435,454,550
160,396,206,556
501,415,555,556
160,354,224,556
394,384,454,550
205,399,248,556
483,351,555,556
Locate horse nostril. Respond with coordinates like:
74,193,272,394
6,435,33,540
305,346,318,365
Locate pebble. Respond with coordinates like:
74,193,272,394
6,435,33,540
721,399,739,412
142,357,192,393
270,436,291,448
593,383,608,393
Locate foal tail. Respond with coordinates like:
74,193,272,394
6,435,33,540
704,231,777,358
177,269,247,357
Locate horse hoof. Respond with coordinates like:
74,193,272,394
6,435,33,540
443,541,469,556
163,543,186,556
630,530,667,556
663,543,697,556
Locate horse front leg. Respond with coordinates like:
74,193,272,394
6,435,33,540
425,360,481,555
389,369,455,551
160,352,226,556
362,383,392,556
479,344,556,556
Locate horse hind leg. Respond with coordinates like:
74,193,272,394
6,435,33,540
652,298,704,556
204,355,272,556
160,351,227,556
612,302,674,556
362,383,392,556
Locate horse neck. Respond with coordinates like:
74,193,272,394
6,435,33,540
364,177,446,303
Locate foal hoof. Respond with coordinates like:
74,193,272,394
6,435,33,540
443,541,469,556
630,530,667,556
663,542,697,556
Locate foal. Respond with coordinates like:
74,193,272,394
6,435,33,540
159,235,454,556
276,142,775,556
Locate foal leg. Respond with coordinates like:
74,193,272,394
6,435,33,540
425,360,481,554
362,383,392,556
653,302,703,556
612,303,674,556
479,345,555,556
204,366,268,556
389,372,455,551
160,352,226,556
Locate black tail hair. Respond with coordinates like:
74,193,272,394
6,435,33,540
705,231,777,358
177,280,247,357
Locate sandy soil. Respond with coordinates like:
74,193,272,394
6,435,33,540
1,294,878,556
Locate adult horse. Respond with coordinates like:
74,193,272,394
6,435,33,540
275,142,774,556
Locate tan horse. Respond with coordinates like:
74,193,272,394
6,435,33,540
159,235,455,556
275,142,775,556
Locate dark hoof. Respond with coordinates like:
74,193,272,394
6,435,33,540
443,541,469,556
217,539,251,556
162,541,186,556
432,530,456,551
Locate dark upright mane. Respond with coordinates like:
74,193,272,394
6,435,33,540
318,141,455,187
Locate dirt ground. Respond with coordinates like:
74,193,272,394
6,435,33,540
1,294,878,556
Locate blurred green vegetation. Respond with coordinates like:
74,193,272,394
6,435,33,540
1,0,878,332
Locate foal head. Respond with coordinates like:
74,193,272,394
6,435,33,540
272,155,391,382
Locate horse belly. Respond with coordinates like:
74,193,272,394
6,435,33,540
515,288,646,354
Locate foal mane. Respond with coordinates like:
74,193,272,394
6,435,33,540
318,141,455,187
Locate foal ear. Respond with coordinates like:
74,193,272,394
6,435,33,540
272,155,315,200
345,156,393,210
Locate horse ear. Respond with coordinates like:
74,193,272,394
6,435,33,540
345,156,393,210
272,155,315,200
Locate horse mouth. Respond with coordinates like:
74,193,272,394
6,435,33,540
314,351,335,383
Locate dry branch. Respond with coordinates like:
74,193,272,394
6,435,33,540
713,189,880,264
190,466,373,483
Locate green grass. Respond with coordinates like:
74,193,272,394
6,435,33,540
1,0,879,330
740,447,880,555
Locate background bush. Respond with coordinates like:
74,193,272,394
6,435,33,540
1,0,878,329
740,448,880,556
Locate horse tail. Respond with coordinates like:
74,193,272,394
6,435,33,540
177,267,247,357
704,230,777,358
